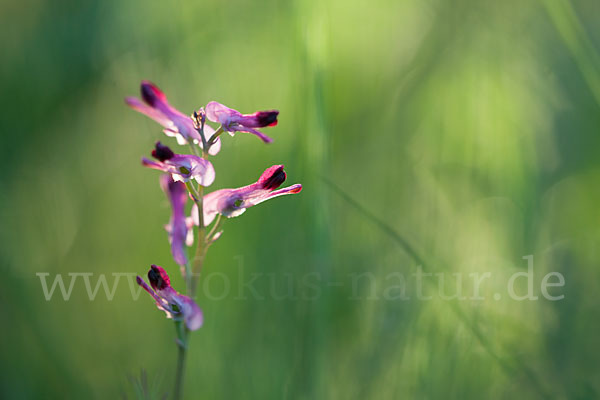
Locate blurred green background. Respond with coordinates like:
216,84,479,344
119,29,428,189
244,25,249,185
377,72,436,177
2,0,600,398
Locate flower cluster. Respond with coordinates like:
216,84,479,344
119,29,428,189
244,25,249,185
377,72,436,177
126,81,302,331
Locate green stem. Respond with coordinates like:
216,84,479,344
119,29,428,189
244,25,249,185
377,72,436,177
183,181,200,295
174,151,209,399
173,322,188,400
206,214,223,241
207,126,224,147
188,142,200,157
190,178,205,294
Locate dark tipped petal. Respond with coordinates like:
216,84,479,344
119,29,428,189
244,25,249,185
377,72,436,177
141,81,167,106
151,141,175,161
258,165,286,190
255,110,279,127
288,184,302,194
148,265,171,291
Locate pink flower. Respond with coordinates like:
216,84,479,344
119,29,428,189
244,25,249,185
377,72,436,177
142,142,215,186
126,81,221,155
137,265,203,330
160,175,191,267
194,165,302,226
205,101,279,143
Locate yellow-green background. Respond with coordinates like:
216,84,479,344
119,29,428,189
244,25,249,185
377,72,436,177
1,0,600,398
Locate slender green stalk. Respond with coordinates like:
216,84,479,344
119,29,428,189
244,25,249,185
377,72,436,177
173,344,186,400
173,148,209,400
190,157,206,294
173,321,188,400
206,214,223,241
207,126,224,147
188,142,200,157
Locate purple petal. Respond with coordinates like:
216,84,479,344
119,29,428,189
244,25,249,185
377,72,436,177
207,135,222,155
235,110,278,128
143,153,215,186
174,294,204,330
137,276,161,303
201,165,302,224
205,101,276,143
169,155,215,186
140,265,204,330
229,125,273,143
160,175,189,266
125,97,171,127
142,157,173,174
126,81,220,154
205,101,240,125
137,275,171,313
203,124,222,156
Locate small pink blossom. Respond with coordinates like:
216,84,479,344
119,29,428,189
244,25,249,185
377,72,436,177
194,165,302,226
160,175,190,267
205,101,279,143
137,265,203,330
142,142,215,186
126,81,221,155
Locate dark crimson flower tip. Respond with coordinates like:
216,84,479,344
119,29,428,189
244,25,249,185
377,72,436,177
151,141,175,161
259,165,287,190
289,185,302,194
148,265,170,291
141,81,167,106
255,111,279,127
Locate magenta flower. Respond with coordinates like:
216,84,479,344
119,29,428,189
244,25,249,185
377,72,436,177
205,101,279,143
126,81,221,155
137,265,203,330
142,142,215,186
160,175,191,267
196,165,302,226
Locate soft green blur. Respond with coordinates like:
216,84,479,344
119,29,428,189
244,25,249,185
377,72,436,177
1,0,600,398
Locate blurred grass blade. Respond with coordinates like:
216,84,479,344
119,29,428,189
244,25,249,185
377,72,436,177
323,176,553,399
543,0,600,107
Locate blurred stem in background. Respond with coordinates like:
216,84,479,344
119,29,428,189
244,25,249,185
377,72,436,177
294,0,332,397
542,0,600,107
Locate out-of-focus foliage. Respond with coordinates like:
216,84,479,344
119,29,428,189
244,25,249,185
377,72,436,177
1,0,599,398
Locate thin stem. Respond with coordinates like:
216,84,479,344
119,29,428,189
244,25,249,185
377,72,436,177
183,180,201,296
188,141,200,157
171,114,214,400
199,127,208,152
173,343,186,400
190,179,205,294
173,148,210,400
183,262,193,295
207,126,224,147
184,181,200,203
173,322,188,400
206,214,223,240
